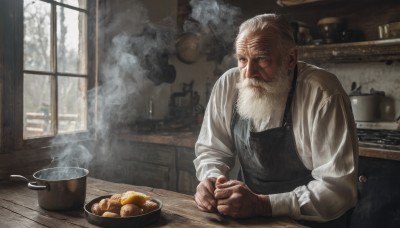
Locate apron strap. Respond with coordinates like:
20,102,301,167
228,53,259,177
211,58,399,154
282,64,298,127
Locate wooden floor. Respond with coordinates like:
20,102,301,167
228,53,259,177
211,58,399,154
0,177,303,228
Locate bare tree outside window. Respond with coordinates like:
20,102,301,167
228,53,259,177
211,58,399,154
23,0,88,139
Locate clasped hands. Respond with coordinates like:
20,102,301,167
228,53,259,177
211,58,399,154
194,175,272,218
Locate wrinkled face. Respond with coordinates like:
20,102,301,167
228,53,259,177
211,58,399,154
236,30,288,83
235,29,296,121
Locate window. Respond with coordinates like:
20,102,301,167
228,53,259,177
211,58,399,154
23,0,89,139
0,0,97,150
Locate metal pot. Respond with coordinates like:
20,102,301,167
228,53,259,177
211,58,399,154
175,32,201,64
10,167,89,211
349,94,381,121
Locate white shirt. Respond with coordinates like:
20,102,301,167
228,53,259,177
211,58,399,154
194,61,359,222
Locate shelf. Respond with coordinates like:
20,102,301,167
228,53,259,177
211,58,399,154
298,38,400,63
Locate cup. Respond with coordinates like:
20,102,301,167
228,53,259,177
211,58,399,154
378,24,389,39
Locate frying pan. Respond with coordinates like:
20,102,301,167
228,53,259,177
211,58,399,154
84,195,162,228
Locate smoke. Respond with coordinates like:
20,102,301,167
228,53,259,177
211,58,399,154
48,0,242,178
49,0,175,170
186,0,242,73
189,0,241,43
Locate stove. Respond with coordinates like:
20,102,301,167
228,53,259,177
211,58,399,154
355,121,399,130
355,121,400,150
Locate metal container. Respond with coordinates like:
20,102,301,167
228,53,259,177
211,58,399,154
317,17,344,44
10,167,89,210
84,195,162,228
350,94,381,122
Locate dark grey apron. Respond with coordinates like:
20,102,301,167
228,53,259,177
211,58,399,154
230,66,350,227
231,65,312,194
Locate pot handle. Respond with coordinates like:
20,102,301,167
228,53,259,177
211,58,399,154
10,175,29,183
10,175,48,190
27,182,48,191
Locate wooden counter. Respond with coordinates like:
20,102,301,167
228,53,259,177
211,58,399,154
118,131,198,148
0,177,303,227
357,146,400,161
118,132,400,161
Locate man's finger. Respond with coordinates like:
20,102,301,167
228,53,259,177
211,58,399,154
214,188,232,199
217,204,230,216
195,193,211,210
195,189,217,211
203,178,217,193
215,175,228,186
216,180,241,189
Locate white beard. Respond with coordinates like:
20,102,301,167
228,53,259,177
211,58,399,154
236,67,291,123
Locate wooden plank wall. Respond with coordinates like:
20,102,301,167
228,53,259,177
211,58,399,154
228,0,400,41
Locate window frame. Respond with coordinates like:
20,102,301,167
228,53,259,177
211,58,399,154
5,0,98,150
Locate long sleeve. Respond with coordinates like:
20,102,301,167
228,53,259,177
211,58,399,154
194,68,239,180
270,64,359,222
193,63,359,222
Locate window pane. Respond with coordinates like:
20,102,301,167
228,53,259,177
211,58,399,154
57,6,87,74
24,0,51,71
55,0,87,9
24,74,53,139
58,77,87,134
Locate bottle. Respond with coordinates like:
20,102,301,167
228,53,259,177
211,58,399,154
148,98,153,120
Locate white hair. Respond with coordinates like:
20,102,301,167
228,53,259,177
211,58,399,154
235,14,296,51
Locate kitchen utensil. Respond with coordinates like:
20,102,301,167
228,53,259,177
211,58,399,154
350,94,383,122
10,167,89,210
379,21,400,39
143,52,176,85
175,32,201,64
291,21,312,45
317,17,344,44
378,24,389,39
84,195,162,228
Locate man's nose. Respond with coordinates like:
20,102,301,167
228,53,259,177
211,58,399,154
246,60,258,79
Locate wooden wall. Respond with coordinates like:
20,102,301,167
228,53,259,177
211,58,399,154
227,0,400,41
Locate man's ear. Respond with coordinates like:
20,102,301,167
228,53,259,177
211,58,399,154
287,48,298,70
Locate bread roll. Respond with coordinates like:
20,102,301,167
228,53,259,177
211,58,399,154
110,193,122,202
120,204,142,217
98,198,109,211
106,199,122,214
91,203,105,216
120,191,150,206
98,198,122,214
141,200,159,214
102,211,120,217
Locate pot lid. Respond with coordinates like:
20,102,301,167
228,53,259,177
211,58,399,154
175,33,201,64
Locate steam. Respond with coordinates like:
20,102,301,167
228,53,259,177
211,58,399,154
49,0,174,169
186,0,242,74
189,0,241,44
48,0,242,179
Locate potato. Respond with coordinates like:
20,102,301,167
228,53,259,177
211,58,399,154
98,198,109,211
98,198,122,214
120,204,142,217
102,211,120,217
120,191,150,206
141,200,159,214
110,193,122,202
91,203,105,216
106,199,122,214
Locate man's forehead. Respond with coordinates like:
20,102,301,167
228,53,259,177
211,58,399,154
236,30,279,54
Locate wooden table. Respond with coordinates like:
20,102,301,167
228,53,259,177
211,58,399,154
0,177,304,227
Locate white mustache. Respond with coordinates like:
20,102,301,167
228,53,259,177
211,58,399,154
237,78,268,90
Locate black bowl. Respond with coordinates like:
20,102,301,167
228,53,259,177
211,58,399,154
84,195,162,228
